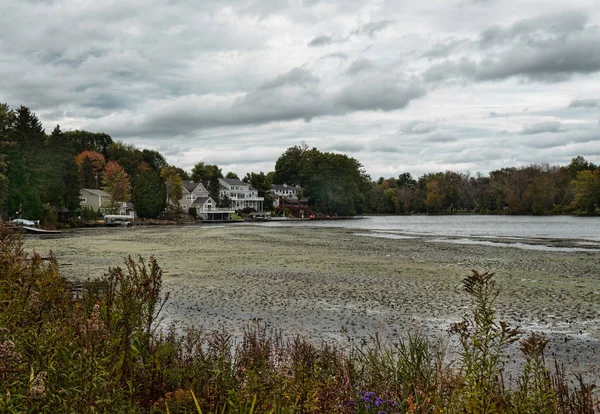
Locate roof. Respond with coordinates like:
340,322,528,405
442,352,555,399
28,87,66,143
192,196,214,205
271,184,300,191
182,180,198,193
81,188,110,197
219,178,257,191
220,178,247,186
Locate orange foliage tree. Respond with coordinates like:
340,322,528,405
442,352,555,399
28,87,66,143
102,161,130,213
76,151,105,188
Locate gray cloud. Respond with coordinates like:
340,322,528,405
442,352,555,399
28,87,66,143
488,112,512,118
423,39,466,59
424,10,600,83
308,35,338,47
259,67,319,89
351,20,395,38
424,135,457,143
345,58,374,75
521,121,562,135
401,121,437,134
2,0,600,178
88,67,426,137
569,98,599,108
479,10,588,47
335,77,425,112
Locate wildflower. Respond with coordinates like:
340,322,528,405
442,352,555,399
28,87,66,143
81,304,108,340
0,340,21,370
28,371,47,400
27,291,42,313
520,333,549,358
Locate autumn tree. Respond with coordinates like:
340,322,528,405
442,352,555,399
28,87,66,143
76,150,106,188
102,161,130,213
571,169,600,214
161,166,183,213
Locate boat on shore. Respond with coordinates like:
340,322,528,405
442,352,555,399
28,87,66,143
22,226,62,234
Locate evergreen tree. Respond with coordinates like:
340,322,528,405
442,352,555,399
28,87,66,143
132,171,166,218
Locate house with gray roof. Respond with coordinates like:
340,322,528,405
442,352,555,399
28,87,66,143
79,188,111,212
178,180,234,220
219,178,264,211
179,180,209,212
79,189,137,218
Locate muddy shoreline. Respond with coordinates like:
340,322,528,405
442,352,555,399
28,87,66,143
25,224,600,380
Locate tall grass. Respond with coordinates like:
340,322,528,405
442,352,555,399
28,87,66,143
0,224,598,412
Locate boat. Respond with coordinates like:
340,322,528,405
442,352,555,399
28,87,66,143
22,226,62,234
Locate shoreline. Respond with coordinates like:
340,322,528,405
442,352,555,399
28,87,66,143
25,224,600,380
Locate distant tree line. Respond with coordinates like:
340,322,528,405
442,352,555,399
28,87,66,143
370,156,599,215
1,103,598,221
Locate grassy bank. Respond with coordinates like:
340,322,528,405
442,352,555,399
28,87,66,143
3,224,600,412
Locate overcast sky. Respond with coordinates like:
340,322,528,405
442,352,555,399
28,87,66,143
2,0,600,178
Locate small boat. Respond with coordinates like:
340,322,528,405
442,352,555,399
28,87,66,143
22,226,62,234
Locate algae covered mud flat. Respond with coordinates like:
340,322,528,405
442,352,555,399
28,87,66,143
26,223,600,377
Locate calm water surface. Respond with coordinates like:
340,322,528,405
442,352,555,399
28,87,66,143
254,215,600,242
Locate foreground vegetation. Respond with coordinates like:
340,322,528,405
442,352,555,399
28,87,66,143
0,224,598,413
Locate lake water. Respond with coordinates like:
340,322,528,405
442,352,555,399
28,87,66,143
252,215,600,243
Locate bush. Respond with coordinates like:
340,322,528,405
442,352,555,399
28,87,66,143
0,224,598,413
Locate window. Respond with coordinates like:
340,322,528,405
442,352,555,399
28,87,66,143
79,197,87,203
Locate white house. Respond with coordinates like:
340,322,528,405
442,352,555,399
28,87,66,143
219,178,264,211
270,183,302,208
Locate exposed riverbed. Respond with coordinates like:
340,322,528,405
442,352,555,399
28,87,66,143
25,223,600,380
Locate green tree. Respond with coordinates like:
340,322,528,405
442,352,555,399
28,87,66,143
272,144,307,185
191,162,223,204
132,171,166,218
243,172,274,210
141,149,168,172
225,171,239,179
7,106,46,219
0,103,15,216
274,146,370,215
63,130,113,157
568,155,596,178
380,188,398,214
571,169,600,214
107,142,145,178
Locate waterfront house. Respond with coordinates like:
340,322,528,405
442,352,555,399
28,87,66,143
79,188,111,212
79,189,137,218
179,180,209,212
179,180,234,220
219,178,264,211
270,183,302,208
